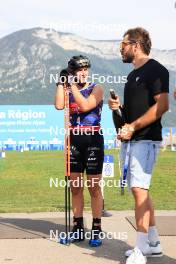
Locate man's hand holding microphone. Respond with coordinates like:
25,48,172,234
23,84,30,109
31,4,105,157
108,89,135,141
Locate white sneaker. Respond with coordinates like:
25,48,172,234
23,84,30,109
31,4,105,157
125,241,163,258
126,247,147,264
148,241,163,257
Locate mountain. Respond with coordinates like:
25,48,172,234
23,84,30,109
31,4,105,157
0,27,175,126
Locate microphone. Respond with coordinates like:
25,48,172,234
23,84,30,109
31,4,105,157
110,89,122,117
109,89,124,132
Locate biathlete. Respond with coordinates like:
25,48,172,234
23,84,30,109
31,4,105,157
55,55,104,246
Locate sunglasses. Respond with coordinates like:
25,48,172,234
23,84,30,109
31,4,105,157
120,40,137,50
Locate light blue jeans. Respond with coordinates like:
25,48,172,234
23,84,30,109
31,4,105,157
120,140,161,190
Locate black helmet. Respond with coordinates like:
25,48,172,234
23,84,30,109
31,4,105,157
67,55,91,74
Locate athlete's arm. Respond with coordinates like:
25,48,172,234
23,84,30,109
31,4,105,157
71,84,103,112
131,92,169,131
54,84,65,110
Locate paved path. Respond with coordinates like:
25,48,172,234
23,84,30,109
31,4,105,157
0,211,176,264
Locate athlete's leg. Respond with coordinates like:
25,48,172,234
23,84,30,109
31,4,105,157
85,133,104,218
87,174,103,245
87,174,103,218
69,172,85,241
70,172,84,217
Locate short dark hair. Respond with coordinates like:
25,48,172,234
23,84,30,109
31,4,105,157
123,27,152,55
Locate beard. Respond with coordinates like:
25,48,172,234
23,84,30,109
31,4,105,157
121,51,134,63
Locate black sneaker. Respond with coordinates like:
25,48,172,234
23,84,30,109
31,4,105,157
69,217,85,242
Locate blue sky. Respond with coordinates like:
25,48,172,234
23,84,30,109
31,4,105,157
0,0,176,49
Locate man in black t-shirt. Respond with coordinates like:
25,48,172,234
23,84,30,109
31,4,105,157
109,27,169,262
123,58,169,141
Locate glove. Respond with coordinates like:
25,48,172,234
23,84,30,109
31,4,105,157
56,68,70,86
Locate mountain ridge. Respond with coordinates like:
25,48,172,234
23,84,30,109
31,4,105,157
0,27,175,126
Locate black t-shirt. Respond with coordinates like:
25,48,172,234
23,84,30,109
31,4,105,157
123,59,169,141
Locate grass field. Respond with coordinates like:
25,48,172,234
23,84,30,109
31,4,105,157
0,149,176,213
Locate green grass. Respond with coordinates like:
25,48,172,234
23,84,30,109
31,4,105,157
0,149,175,213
